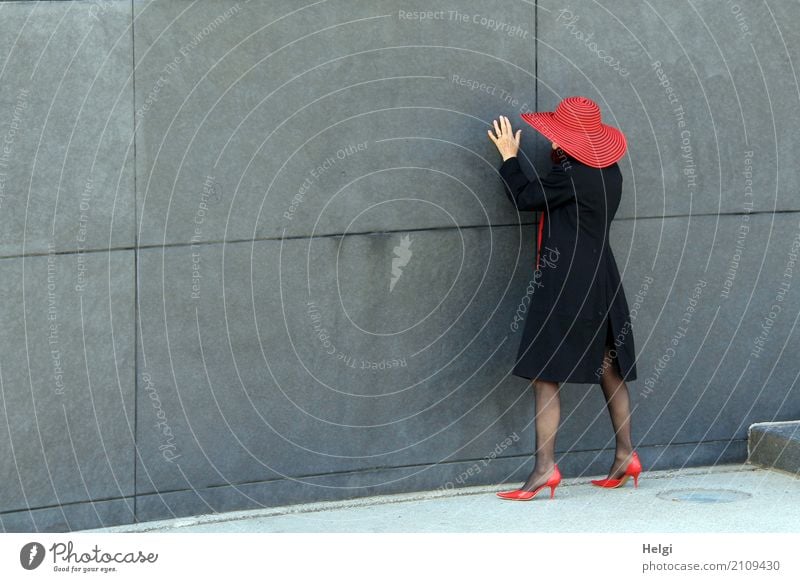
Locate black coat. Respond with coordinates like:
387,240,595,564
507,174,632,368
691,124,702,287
499,154,638,384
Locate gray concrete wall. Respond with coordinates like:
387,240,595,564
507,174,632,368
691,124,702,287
1,0,798,531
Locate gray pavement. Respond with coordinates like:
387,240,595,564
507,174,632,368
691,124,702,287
85,462,799,533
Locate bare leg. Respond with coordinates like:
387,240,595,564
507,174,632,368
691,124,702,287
519,378,560,491
599,345,635,478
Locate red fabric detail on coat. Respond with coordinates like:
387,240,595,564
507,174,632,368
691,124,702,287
536,212,545,270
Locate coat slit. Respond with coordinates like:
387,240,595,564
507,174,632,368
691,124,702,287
603,314,619,378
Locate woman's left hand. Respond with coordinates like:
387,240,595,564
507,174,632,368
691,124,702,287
488,115,521,161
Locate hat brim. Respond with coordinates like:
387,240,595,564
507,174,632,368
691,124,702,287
520,111,627,168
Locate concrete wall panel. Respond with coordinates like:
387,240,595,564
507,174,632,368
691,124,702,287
135,227,543,494
132,0,538,245
0,250,135,526
0,1,135,258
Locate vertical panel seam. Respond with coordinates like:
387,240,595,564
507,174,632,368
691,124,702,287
130,0,138,523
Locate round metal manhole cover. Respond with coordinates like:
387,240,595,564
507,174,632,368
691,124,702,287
657,488,751,503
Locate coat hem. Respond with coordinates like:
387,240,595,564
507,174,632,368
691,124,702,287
511,369,604,384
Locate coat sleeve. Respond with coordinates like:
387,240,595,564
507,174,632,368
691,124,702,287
498,156,575,212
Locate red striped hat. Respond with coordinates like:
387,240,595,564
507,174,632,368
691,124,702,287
520,96,627,168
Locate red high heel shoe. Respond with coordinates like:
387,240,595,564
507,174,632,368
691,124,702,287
590,451,642,488
496,464,562,501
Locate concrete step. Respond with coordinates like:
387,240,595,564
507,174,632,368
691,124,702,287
747,421,800,474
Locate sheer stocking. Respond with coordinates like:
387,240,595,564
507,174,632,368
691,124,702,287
519,378,560,492
598,336,635,479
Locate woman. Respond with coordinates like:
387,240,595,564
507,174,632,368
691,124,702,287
487,96,642,500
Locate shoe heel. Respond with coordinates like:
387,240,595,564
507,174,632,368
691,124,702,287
630,452,642,488
550,465,562,499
